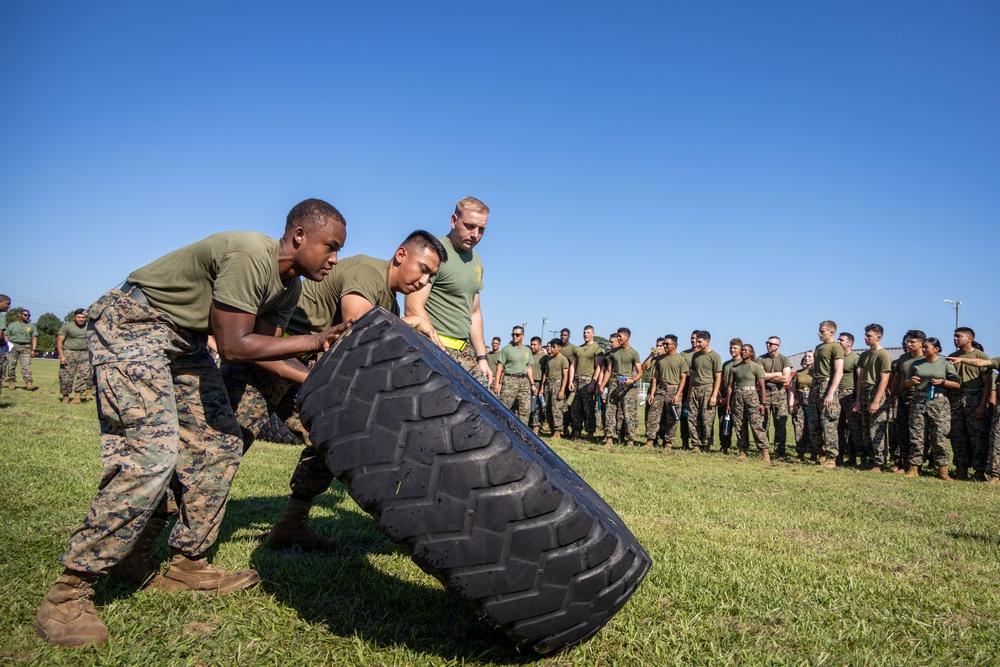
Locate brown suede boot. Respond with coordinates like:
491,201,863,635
25,382,38,391
905,465,920,478
938,466,952,481
150,553,259,594
107,517,168,588
552,431,562,439
644,439,655,448
985,475,1000,486
71,393,83,405
266,497,338,553
34,570,109,647
531,426,539,436
762,449,771,465
84,389,93,400
61,396,71,404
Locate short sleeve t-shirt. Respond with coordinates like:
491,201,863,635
561,342,577,367
544,355,570,386
497,344,532,375
859,348,892,387
895,353,921,392
758,352,792,387
128,231,300,334
839,351,861,391
794,368,813,395
58,321,89,351
286,255,397,336
731,360,765,387
654,354,689,386
531,351,545,383
949,349,992,390
424,235,483,340
573,343,602,378
909,357,960,393
813,341,844,379
609,347,641,378
690,350,723,386
5,321,37,344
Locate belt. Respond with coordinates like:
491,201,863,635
766,384,785,391
961,387,982,393
438,335,467,352
506,373,526,378
735,385,757,391
121,280,149,306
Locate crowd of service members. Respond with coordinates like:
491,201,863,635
488,322,999,483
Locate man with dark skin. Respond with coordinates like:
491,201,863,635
34,198,352,648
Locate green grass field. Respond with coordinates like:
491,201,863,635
3,359,1000,666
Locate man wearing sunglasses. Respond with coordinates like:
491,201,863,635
493,325,536,425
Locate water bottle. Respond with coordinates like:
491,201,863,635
722,413,731,436
927,384,935,400
670,404,679,420
682,402,689,418
539,395,546,408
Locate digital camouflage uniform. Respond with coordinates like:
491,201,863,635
60,232,299,574
837,351,862,461
891,352,921,467
906,357,960,469
543,354,570,434
731,388,768,452
570,343,602,435
948,350,991,476
791,369,812,457
758,352,791,454
687,349,722,451
496,342,534,425
718,357,737,452
58,320,94,396
645,385,679,446
808,341,844,459
529,352,546,430
5,319,37,385
858,347,892,467
606,346,641,443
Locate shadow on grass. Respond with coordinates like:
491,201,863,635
945,530,1000,545
225,492,535,665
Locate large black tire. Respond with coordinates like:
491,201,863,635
298,308,651,654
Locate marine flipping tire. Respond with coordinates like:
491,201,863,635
298,308,651,654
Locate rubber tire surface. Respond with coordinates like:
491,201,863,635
298,308,651,654
258,411,304,445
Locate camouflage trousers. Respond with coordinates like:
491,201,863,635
61,289,243,574
808,378,841,458
730,387,768,451
908,395,951,468
607,378,638,442
792,396,810,455
59,348,94,395
949,390,989,474
986,408,1000,478
837,389,863,459
570,375,598,434
528,382,544,428
445,342,488,387
893,392,918,466
6,342,33,383
499,374,532,425
717,401,732,451
687,384,716,450
645,384,680,445
544,380,566,433
859,386,890,466
763,387,789,453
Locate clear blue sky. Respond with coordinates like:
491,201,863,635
2,1,998,357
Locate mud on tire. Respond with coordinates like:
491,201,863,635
298,308,651,654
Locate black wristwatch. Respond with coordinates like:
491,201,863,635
476,354,488,361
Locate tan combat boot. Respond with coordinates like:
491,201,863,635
762,449,771,465
84,389,93,400
905,465,920,478
149,553,259,595
737,451,747,461
938,466,952,481
71,393,83,405
984,475,1000,486
34,570,109,647
644,439,655,448
266,497,338,553
61,396,71,404
25,381,38,391
107,517,168,588
552,431,562,439
531,426,540,436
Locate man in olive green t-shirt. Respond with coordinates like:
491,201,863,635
5,308,38,390
687,331,723,452
487,337,502,389
405,196,492,386
948,327,992,479
35,198,353,649
809,320,845,466
758,336,793,456
837,332,863,465
494,325,536,424
56,309,93,403
646,335,689,448
889,330,926,471
855,323,893,470
570,325,603,439
600,327,643,445
541,339,570,438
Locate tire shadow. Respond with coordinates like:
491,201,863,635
225,493,535,664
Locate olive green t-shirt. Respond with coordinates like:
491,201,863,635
654,353,689,386
721,357,739,391
531,351,545,384
544,354,570,387
497,344,532,375
574,343,603,377
859,348,892,387
561,342,577,368
0,312,6,331
839,351,860,391
690,350,723,386
758,352,792,388
424,235,483,340
909,357,959,393
794,368,813,395
949,349,992,389
813,341,844,379
731,360,765,387
58,321,89,351
895,352,921,393
286,255,397,336
128,232,300,334
608,346,641,378
5,321,37,344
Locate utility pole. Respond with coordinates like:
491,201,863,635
944,299,962,329
540,316,548,341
